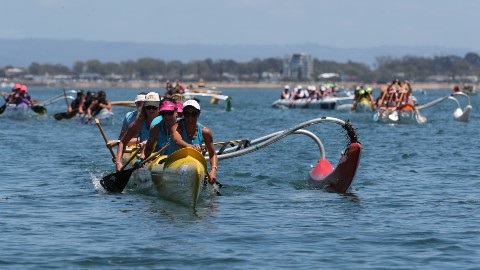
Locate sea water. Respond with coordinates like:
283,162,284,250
0,87,479,269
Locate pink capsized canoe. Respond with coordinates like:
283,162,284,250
308,121,362,193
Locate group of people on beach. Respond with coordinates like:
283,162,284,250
107,85,219,184
280,83,338,101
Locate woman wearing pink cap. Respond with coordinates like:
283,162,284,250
6,84,33,106
142,97,179,160
170,99,218,183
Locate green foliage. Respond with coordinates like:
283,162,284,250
6,52,480,83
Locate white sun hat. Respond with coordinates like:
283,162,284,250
183,99,201,111
144,92,160,107
134,94,146,103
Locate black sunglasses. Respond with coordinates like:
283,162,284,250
145,105,158,111
160,110,175,116
183,111,198,117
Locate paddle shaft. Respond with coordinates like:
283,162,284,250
140,144,169,165
95,118,116,161
378,85,389,107
63,88,69,108
0,96,6,115
120,147,141,171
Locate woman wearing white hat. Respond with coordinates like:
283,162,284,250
118,92,147,140
115,92,160,171
170,99,218,183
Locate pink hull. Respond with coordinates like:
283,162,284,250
308,142,362,193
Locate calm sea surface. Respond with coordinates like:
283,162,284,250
1,87,479,269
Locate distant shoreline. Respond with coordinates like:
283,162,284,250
7,80,473,91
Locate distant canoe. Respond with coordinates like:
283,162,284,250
272,96,353,109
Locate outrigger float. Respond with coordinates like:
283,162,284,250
99,117,362,208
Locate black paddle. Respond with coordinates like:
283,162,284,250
30,105,47,115
0,96,7,115
54,111,77,120
0,102,6,115
100,144,169,193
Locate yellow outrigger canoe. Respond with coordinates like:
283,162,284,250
122,147,208,208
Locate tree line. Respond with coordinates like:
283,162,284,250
3,52,480,83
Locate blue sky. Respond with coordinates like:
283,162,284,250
1,0,479,50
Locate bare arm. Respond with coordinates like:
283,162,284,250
171,122,195,149
115,118,142,171
103,100,112,110
142,124,160,160
87,100,97,118
202,126,218,183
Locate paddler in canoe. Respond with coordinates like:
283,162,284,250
142,99,219,184
171,99,218,183
67,90,86,117
118,92,147,140
115,92,161,171
1,83,46,115
351,85,376,112
395,80,415,110
6,84,35,106
105,92,146,148
86,90,112,123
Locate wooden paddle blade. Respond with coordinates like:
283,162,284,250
100,168,135,192
31,105,47,115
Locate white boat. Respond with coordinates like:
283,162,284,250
272,96,353,109
372,104,425,124
183,92,232,111
79,109,114,125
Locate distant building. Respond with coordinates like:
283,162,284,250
282,53,313,80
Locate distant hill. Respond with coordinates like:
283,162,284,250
0,38,474,68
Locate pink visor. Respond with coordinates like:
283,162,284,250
159,101,176,112
175,102,183,113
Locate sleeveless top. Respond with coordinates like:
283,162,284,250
155,119,177,155
181,121,203,145
138,118,151,142
168,120,203,154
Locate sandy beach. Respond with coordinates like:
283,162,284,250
52,80,470,91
